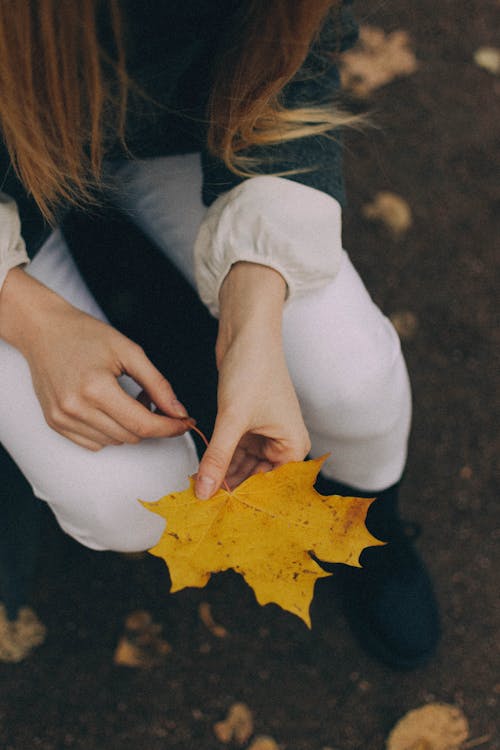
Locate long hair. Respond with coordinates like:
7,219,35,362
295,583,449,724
208,0,357,176
0,0,351,221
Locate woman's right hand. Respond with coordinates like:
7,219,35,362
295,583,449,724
0,268,190,451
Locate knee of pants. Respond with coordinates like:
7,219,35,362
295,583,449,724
34,436,199,554
302,330,412,443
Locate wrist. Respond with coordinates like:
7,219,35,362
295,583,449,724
218,262,286,343
217,262,286,365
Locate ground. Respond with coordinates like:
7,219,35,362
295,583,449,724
0,1,499,748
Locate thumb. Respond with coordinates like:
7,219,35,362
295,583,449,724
195,413,243,499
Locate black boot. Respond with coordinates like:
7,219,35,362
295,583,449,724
314,475,440,670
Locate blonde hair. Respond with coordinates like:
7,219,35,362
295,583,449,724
208,0,358,176
0,0,353,221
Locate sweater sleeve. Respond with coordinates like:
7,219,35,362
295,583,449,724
0,193,30,293
194,176,343,317
195,4,356,316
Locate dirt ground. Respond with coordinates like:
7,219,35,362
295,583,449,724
1,1,499,748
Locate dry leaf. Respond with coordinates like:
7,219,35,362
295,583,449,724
198,601,229,638
247,737,280,750
213,703,254,745
459,466,473,480
113,610,171,668
340,26,418,97
386,703,469,750
142,457,381,627
390,311,419,340
0,604,46,663
474,47,500,75
362,192,412,238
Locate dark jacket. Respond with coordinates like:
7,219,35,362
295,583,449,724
0,0,358,258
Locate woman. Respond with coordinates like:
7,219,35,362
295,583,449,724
0,0,439,668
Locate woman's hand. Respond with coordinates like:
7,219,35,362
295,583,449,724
195,262,311,499
0,268,189,450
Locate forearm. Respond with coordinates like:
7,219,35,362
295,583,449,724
216,261,287,362
0,266,70,353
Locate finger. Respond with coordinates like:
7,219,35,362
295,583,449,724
120,344,189,419
56,403,141,445
225,445,251,480
136,389,152,410
261,437,310,466
59,430,104,452
97,377,190,439
86,409,141,445
226,451,261,488
47,410,121,447
195,412,244,499
227,456,275,489
66,422,121,446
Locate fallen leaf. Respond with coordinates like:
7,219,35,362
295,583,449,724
362,192,413,238
247,736,280,750
113,610,171,668
142,457,381,627
340,26,418,97
473,47,500,75
390,311,419,340
0,604,46,663
386,703,469,750
198,601,229,638
213,703,254,745
459,466,473,480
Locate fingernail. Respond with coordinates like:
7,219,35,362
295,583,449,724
196,475,216,500
171,398,188,418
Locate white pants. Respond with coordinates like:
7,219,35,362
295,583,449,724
0,154,411,552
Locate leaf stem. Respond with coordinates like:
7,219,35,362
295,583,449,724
184,418,231,494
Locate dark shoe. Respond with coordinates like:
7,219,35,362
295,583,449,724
314,476,440,670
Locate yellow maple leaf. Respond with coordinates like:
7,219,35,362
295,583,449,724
141,456,383,627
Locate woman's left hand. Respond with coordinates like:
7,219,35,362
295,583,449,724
194,262,311,499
